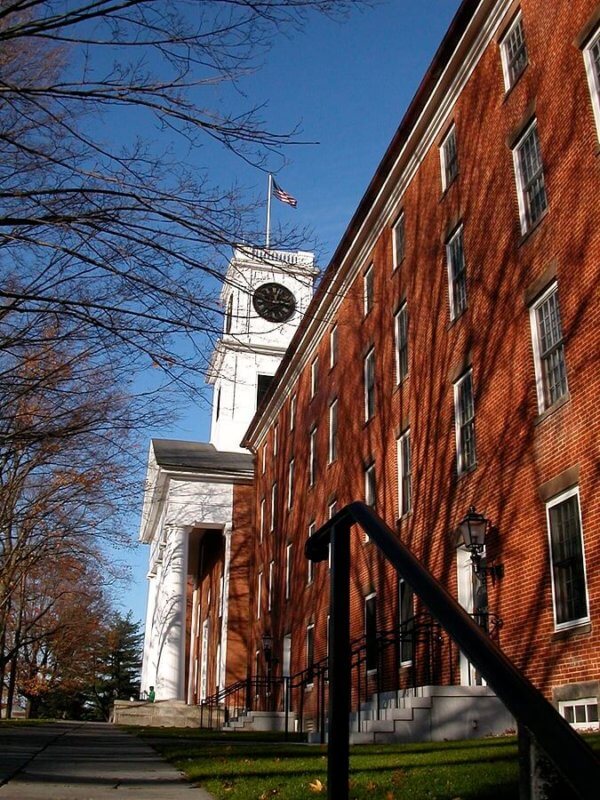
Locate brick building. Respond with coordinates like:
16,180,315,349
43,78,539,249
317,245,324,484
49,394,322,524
140,0,600,736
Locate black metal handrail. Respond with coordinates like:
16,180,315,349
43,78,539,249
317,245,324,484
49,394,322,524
305,501,599,800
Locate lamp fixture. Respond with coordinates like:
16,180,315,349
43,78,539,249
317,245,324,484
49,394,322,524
455,505,504,581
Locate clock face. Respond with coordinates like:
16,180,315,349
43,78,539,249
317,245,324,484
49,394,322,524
252,282,296,323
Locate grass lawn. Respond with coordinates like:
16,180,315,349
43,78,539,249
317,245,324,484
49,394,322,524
135,728,600,799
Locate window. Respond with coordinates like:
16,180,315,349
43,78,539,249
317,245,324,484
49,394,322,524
364,347,375,421
290,394,296,431
256,571,262,619
262,443,267,474
270,482,278,532
328,500,337,569
500,13,528,90
399,579,414,666
583,27,600,137
307,522,316,584
328,399,338,463
285,543,292,600
454,369,476,474
225,293,233,334
306,624,315,684
215,386,221,421
260,498,266,542
546,488,589,630
287,459,294,509
440,125,458,189
395,303,408,382
397,430,411,517
310,358,318,399
257,374,274,408
365,462,376,508
365,593,377,672
446,226,467,320
364,264,374,315
309,426,317,487
268,560,274,611
273,423,278,456
530,283,568,412
330,325,338,368
392,212,405,269
513,120,548,233
559,698,599,730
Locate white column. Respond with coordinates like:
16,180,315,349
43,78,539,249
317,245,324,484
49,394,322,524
152,524,190,700
218,526,233,688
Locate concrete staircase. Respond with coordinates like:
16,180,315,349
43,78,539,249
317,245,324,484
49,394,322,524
308,685,515,744
222,710,296,733
112,699,204,728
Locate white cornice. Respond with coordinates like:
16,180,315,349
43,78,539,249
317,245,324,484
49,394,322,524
245,0,513,448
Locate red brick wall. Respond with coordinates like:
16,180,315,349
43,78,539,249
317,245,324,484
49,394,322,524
246,0,600,712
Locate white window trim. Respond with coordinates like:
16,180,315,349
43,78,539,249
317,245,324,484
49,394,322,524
440,124,458,191
273,423,278,457
399,579,414,667
290,394,296,431
285,543,292,600
559,698,599,730
330,325,338,369
256,571,262,620
529,281,567,413
287,458,294,510
500,12,526,91
262,443,267,474
453,369,476,475
328,501,337,569
306,623,315,687
394,303,408,383
446,225,466,321
268,560,274,611
309,426,317,487
512,119,545,234
270,482,277,532
583,27,600,141
363,263,374,316
545,486,590,632
328,398,338,464
392,212,405,270
397,429,411,518
260,497,266,542
364,347,375,422
310,358,318,399
307,522,316,584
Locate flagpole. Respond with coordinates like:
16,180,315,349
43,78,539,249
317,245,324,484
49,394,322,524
265,173,273,249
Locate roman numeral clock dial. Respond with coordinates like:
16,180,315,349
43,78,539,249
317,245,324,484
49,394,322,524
252,282,296,323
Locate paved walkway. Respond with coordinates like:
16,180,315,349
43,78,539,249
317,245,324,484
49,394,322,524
0,721,214,799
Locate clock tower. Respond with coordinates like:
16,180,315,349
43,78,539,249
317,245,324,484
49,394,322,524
208,246,317,452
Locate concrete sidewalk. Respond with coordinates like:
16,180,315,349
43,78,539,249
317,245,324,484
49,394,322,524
0,721,214,799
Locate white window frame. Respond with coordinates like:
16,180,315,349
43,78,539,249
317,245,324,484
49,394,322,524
330,325,338,368
307,521,316,584
364,592,377,674
256,570,262,620
310,357,318,399
446,225,467,321
268,560,274,611
394,303,408,383
392,212,405,270
364,263,374,316
397,429,411,518
440,124,458,190
512,119,548,234
289,394,296,431
454,369,476,474
364,347,375,422
273,423,278,457
399,578,414,666
270,482,277,532
500,12,528,91
309,426,317,487
306,623,315,687
260,497,266,542
365,462,376,508
328,500,337,569
529,282,568,413
285,543,292,600
287,458,294,510
583,27,600,139
559,698,599,730
262,442,267,474
545,487,590,632
328,398,338,464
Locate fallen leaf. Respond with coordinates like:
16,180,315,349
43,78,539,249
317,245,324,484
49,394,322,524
309,778,325,793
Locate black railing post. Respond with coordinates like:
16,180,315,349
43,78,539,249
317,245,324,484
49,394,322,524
327,518,351,800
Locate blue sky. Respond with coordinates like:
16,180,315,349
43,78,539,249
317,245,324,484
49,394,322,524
121,0,462,624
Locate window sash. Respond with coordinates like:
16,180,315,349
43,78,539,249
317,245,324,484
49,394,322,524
311,358,318,398
504,17,527,86
306,625,315,681
398,431,411,517
270,482,277,531
395,305,409,382
290,394,296,431
584,30,600,143
285,544,292,600
328,399,338,463
447,228,467,318
442,127,458,187
287,459,294,509
547,492,589,628
364,265,374,315
515,123,548,230
268,560,274,611
330,325,338,368
309,427,317,486
455,371,476,472
393,213,405,268
256,571,262,619
307,523,316,584
365,464,376,508
530,285,568,411
364,349,375,420
399,579,414,665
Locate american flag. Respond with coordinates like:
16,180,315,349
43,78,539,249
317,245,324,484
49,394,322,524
272,179,298,208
